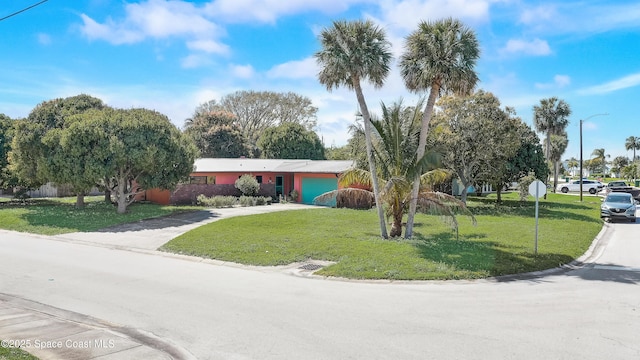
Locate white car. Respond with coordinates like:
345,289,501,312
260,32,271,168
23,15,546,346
556,180,604,194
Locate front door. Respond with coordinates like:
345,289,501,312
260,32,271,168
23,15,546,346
275,175,284,198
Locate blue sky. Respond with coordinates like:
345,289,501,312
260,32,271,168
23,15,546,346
2,0,639,160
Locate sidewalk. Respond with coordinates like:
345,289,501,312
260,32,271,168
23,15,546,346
0,294,193,360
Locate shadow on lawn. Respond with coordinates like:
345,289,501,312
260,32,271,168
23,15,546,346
409,231,575,278
468,197,601,223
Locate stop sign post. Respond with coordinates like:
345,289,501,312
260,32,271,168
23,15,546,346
528,180,546,254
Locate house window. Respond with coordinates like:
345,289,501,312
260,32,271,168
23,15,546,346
190,176,207,184
207,176,216,184
256,176,263,184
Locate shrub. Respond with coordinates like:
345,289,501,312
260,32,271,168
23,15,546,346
239,196,272,207
197,195,237,208
235,175,260,196
289,189,299,202
517,172,537,202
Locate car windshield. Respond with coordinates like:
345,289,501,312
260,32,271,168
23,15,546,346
606,195,632,203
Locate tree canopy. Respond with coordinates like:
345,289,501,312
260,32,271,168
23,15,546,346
66,108,196,213
191,91,318,157
0,114,14,187
430,90,520,204
257,123,325,160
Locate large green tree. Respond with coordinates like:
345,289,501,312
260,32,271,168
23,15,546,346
483,113,547,203
533,97,571,170
610,156,629,176
184,110,249,158
315,19,393,239
64,108,196,214
257,123,325,159
10,94,105,191
430,91,520,204
0,114,14,187
194,91,318,156
399,17,480,238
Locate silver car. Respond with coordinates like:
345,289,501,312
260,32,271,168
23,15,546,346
601,193,637,223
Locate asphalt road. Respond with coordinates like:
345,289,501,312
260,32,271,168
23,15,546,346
1,208,639,360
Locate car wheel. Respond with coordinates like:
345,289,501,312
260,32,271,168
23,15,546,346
589,188,597,194
561,187,569,193
631,218,637,223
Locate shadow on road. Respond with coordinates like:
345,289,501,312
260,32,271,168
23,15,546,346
564,263,640,285
94,210,220,233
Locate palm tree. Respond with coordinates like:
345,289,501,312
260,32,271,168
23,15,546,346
315,20,393,239
625,136,640,163
332,100,474,237
399,17,480,239
533,97,572,164
591,148,610,174
533,97,571,193
549,133,569,189
567,157,579,177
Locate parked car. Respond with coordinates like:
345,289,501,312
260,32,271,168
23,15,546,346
600,192,637,222
556,180,603,194
600,181,640,200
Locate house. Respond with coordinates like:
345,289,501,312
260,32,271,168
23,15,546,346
144,158,355,205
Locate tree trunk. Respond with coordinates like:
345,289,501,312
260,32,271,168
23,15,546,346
495,186,502,203
104,189,111,204
354,80,388,239
75,193,85,208
405,83,440,239
390,209,403,238
116,178,127,214
553,160,560,193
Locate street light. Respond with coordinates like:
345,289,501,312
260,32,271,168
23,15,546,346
580,113,608,201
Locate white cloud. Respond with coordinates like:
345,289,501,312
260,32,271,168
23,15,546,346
579,73,640,95
79,0,226,51
535,74,571,89
519,4,557,25
230,64,256,79
37,33,52,46
186,39,229,55
501,38,551,56
267,57,318,80
181,54,212,69
376,0,491,33
204,0,359,24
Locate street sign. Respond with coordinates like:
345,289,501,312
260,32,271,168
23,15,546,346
528,180,546,198
528,180,545,254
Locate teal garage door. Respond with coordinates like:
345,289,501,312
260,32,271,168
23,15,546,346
301,177,338,204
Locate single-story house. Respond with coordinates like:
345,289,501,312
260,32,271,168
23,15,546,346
144,158,355,205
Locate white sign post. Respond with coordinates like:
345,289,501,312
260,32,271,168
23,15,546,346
528,180,546,254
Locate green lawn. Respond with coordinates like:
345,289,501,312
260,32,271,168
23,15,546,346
0,197,201,235
0,343,39,360
161,192,604,280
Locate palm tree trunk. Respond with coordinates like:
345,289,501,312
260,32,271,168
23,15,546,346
354,81,388,239
553,160,559,192
405,82,440,239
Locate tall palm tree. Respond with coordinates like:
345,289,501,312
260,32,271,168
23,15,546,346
567,157,579,177
334,100,473,237
533,97,571,164
591,148,610,174
315,20,392,239
625,136,640,163
549,133,569,189
399,17,480,239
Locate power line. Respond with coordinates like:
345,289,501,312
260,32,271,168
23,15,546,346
0,0,48,22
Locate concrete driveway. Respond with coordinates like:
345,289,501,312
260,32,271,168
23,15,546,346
52,203,317,250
